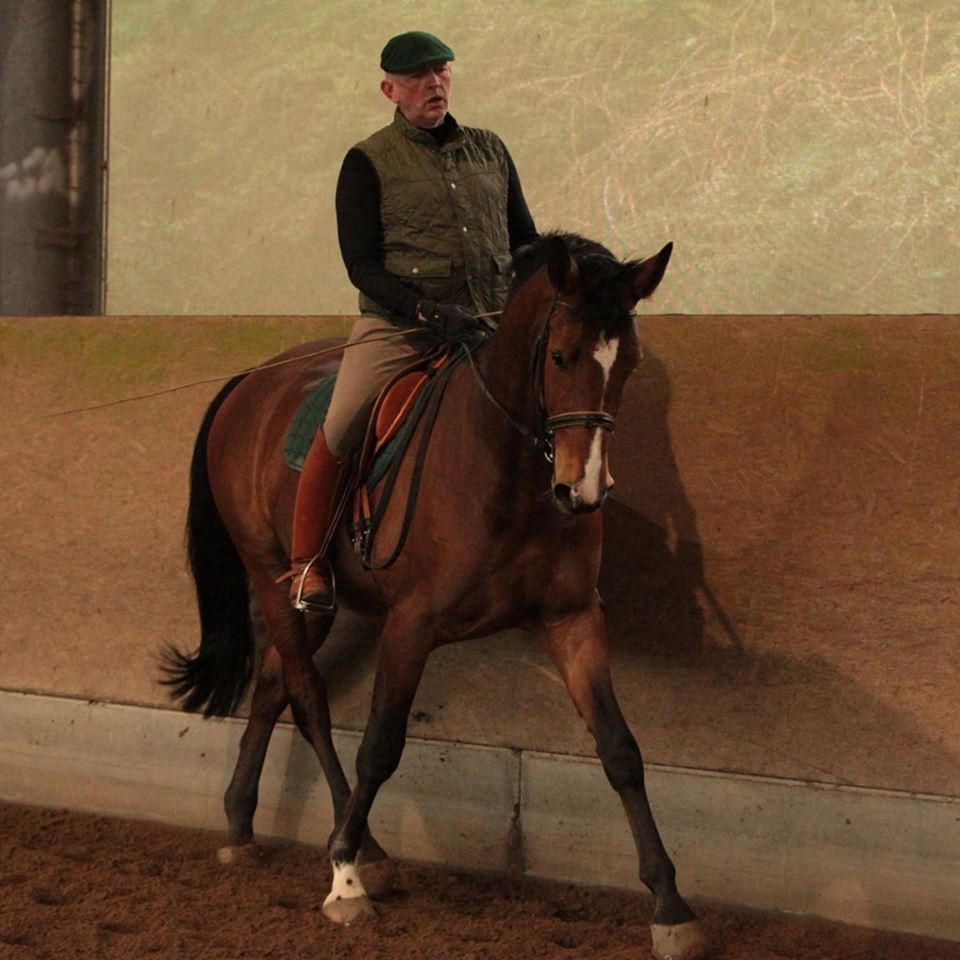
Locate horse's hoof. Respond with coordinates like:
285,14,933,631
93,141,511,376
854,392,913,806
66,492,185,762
358,855,396,899
651,920,709,960
322,894,377,926
216,844,258,865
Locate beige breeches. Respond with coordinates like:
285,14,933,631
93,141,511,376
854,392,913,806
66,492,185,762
323,313,441,456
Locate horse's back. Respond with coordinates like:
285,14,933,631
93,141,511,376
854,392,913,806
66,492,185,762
204,338,345,564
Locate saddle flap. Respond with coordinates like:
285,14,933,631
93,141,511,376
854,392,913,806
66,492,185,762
374,371,430,451
350,345,463,568
362,347,451,458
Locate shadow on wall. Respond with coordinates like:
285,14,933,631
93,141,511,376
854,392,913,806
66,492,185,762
599,347,741,658
592,345,960,797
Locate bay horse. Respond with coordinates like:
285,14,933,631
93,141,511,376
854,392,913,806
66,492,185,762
163,233,707,960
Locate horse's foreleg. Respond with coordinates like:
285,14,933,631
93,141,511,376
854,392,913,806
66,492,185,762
322,617,432,925
536,600,708,960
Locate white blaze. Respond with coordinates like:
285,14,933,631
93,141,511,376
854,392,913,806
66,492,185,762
593,335,620,399
577,335,620,504
580,428,605,503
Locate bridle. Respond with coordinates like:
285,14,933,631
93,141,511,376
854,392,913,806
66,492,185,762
465,291,616,463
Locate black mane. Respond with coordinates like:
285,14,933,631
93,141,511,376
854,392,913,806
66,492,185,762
509,232,639,335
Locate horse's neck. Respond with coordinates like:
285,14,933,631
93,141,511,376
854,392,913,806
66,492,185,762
474,293,542,429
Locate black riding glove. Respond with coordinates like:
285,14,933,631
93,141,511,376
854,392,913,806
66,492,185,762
418,299,484,343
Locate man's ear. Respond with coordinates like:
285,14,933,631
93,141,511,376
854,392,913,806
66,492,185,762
380,78,398,104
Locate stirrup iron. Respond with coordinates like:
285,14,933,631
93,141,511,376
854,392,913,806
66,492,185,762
292,554,337,613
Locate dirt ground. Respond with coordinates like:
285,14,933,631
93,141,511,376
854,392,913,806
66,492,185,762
1,804,958,960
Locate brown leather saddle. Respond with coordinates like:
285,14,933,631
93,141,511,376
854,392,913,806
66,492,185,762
322,345,460,569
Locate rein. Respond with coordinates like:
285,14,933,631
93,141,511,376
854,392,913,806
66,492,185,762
464,292,616,463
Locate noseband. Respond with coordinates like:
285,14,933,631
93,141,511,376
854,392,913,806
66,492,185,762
466,291,616,463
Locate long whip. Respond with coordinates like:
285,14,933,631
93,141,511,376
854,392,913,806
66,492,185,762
44,310,505,419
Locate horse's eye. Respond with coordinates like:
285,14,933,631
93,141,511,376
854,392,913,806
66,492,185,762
551,350,567,369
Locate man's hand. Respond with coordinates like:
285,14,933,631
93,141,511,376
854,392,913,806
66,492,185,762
418,300,484,343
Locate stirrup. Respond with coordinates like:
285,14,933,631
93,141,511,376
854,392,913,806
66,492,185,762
292,555,337,613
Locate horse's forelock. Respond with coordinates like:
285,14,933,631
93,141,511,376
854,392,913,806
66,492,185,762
509,232,613,290
508,233,638,337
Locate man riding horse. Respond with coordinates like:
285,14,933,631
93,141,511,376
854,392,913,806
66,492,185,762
168,36,701,948
288,30,539,610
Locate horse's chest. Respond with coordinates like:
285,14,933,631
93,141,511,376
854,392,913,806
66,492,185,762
434,541,594,641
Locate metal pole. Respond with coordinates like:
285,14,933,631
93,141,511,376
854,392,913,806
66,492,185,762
0,0,106,315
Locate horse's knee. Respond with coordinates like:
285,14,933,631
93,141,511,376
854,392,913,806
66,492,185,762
596,725,644,792
589,681,645,792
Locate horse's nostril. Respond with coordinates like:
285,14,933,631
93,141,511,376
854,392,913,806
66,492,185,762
553,483,573,504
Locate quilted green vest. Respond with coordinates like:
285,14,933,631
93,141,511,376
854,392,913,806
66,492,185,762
354,109,513,322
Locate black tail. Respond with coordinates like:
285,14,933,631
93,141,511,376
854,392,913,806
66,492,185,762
160,374,254,718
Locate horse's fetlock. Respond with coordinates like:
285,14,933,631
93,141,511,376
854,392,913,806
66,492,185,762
223,783,253,820
640,860,677,897
329,842,355,868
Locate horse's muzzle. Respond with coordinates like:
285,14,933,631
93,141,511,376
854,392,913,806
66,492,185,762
552,481,611,514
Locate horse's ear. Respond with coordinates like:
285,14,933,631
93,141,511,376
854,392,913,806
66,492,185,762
628,241,673,304
546,235,580,294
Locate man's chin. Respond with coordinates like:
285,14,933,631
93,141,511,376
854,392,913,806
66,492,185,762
405,105,448,129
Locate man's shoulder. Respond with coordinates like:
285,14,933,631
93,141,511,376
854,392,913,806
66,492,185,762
460,125,505,146
459,125,508,164
351,121,400,156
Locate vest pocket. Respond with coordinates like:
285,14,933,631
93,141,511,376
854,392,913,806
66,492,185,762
385,252,453,278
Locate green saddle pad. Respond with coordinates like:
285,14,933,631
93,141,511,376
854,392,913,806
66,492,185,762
283,374,337,472
282,373,405,490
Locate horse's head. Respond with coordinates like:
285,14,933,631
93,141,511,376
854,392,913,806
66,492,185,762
522,233,672,515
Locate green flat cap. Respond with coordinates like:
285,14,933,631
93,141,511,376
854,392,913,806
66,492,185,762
380,31,455,73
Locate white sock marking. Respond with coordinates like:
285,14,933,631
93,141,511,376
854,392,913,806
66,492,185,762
324,860,368,906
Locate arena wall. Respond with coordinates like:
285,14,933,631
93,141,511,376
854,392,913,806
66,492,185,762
2,313,958,937
5,0,959,939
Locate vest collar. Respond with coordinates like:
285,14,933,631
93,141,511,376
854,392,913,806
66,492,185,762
392,108,466,151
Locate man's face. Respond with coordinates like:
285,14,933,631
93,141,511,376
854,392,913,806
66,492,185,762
381,61,452,129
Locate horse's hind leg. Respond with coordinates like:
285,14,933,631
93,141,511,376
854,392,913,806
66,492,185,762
221,577,389,885
536,599,708,960
219,641,288,859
